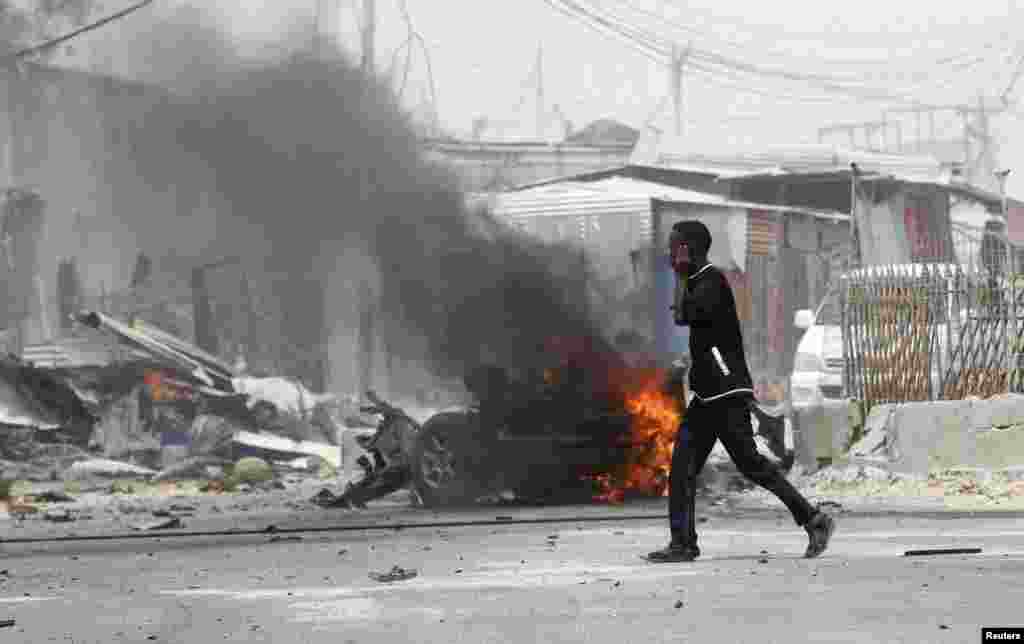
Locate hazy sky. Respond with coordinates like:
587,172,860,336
81,0,1024,193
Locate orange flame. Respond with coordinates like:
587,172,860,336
586,368,683,504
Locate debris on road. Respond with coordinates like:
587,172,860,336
268,535,302,543
904,548,982,557
43,508,75,522
0,619,14,628
32,490,76,503
153,456,230,483
674,601,684,609
368,566,418,583
135,516,184,531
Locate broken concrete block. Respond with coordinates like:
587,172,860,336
985,394,1024,428
975,426,1024,470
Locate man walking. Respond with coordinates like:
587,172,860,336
647,220,834,563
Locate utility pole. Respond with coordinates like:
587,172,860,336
535,44,545,139
669,43,690,137
361,0,376,76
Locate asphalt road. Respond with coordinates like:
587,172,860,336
2,508,1023,644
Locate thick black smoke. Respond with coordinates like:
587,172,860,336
107,9,615,386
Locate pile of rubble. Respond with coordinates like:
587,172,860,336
746,462,1024,503
0,451,348,526
2,310,359,522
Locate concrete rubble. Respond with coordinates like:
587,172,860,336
2,310,359,523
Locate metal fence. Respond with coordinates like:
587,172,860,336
842,223,1024,411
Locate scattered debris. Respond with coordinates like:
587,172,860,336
758,558,769,564
337,549,349,556
109,480,137,495
7,503,39,518
268,535,302,543
32,490,76,503
199,480,226,494
135,517,184,531
234,431,340,470
43,508,75,523
368,566,418,583
0,619,14,628
904,548,982,557
153,456,231,483
674,601,684,609
939,625,949,630
65,459,157,481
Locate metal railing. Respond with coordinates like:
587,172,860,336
842,223,1024,411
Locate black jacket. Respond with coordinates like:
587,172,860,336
674,263,754,402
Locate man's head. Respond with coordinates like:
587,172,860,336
670,220,712,273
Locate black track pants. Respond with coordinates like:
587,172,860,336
668,395,816,546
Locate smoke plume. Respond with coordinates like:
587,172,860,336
98,6,615,387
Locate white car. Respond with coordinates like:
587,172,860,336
790,290,845,413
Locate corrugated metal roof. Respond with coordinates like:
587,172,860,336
634,140,949,183
472,177,847,221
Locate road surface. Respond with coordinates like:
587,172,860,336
2,507,1023,643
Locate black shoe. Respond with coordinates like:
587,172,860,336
804,511,835,559
646,542,700,563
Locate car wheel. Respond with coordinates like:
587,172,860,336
411,411,488,508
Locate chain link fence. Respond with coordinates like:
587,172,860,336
842,221,1024,412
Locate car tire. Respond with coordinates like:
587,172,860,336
411,411,488,508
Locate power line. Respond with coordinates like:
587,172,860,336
615,0,1013,75
550,0,1019,110
3,0,156,62
572,0,1004,106
541,0,667,64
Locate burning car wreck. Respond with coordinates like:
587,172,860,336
316,335,793,510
